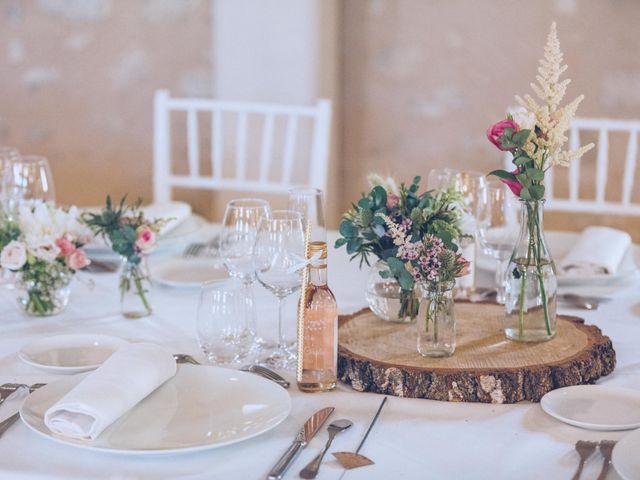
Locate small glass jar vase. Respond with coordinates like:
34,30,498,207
17,266,72,316
119,257,153,319
504,199,557,342
417,281,456,357
365,259,418,323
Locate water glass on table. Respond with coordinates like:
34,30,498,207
427,168,458,190
219,198,271,354
288,187,326,242
9,155,56,206
477,181,520,304
451,171,487,298
197,279,252,364
253,210,305,370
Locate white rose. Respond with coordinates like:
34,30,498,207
1,241,27,270
509,107,536,131
30,242,61,263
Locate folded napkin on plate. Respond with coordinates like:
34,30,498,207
44,343,176,440
559,226,631,276
142,201,192,236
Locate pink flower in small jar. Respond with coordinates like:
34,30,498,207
67,249,90,271
502,168,524,197
0,241,27,270
55,237,76,256
486,119,520,151
135,226,156,254
386,194,400,210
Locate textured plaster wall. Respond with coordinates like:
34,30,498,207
339,0,640,237
0,0,213,211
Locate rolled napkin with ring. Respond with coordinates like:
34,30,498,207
44,343,177,440
559,226,632,276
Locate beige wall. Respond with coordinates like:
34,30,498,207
339,0,640,238
2,1,640,237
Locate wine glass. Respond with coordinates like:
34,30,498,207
0,147,21,216
451,171,487,297
253,210,305,370
427,168,459,190
197,279,251,365
219,199,271,354
287,187,326,242
10,155,56,206
477,181,520,304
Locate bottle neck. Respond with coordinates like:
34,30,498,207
309,260,327,286
514,199,550,260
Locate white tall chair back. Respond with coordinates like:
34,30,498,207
503,118,640,215
153,90,331,203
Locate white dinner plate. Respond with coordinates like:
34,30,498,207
19,335,128,374
476,231,639,286
612,428,640,480
540,385,640,430
149,256,229,288
20,365,291,455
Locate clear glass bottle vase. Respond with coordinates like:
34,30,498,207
504,199,557,342
417,281,456,357
119,256,153,318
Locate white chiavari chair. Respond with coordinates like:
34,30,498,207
503,118,640,215
153,90,331,203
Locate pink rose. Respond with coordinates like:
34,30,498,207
502,168,524,197
386,194,400,210
55,237,76,256
67,249,90,270
1,241,27,270
458,257,471,277
486,119,520,151
135,226,156,254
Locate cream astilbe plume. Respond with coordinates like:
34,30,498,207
515,22,594,169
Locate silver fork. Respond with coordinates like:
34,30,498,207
596,440,616,480
572,440,597,480
0,383,26,408
240,365,290,389
182,243,206,258
0,383,46,438
173,353,201,365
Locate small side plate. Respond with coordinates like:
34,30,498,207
540,385,640,430
19,334,128,374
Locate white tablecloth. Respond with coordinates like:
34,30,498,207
0,229,638,480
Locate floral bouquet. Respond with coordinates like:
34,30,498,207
0,204,92,316
83,197,166,318
336,175,468,320
486,23,594,341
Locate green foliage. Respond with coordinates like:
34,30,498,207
82,195,145,264
0,214,20,251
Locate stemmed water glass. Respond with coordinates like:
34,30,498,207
427,168,458,190
9,155,56,207
219,199,271,355
477,181,520,304
253,210,305,370
288,187,326,242
451,171,487,297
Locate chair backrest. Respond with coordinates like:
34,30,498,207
153,90,332,203
503,117,640,215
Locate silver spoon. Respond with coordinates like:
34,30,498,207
299,419,353,479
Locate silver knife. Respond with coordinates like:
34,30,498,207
267,407,334,480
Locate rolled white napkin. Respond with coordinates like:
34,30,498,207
142,201,192,236
44,343,177,440
559,226,632,276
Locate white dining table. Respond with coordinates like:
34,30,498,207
0,227,638,480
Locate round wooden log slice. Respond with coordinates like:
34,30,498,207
338,303,616,404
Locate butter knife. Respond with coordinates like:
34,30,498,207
267,407,334,480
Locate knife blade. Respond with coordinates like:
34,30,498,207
267,407,334,480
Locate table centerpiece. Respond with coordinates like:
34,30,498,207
0,204,92,316
486,22,594,342
83,196,166,318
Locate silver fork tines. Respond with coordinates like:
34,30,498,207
572,440,597,480
596,440,616,480
183,243,205,257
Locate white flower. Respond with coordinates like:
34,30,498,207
367,173,400,196
29,242,61,263
1,241,27,270
509,107,536,131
